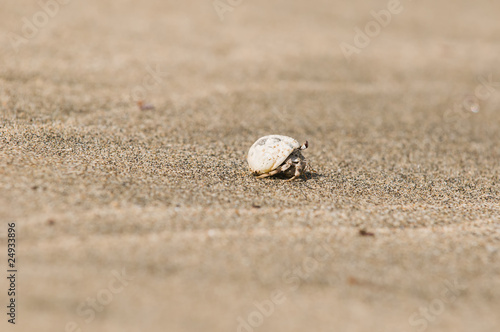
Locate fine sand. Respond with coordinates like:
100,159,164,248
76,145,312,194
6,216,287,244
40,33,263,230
1,1,500,331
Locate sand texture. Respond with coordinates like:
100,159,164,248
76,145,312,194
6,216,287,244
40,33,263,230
1,0,500,331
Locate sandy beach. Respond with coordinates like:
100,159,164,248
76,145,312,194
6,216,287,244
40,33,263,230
1,0,500,331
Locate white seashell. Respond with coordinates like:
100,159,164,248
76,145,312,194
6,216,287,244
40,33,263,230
247,135,308,181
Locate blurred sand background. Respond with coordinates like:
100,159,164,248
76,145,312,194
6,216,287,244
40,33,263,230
1,0,500,331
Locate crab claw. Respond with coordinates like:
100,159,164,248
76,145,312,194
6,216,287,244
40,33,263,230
301,141,308,150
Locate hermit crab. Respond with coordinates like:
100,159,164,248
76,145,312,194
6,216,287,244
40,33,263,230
247,135,308,181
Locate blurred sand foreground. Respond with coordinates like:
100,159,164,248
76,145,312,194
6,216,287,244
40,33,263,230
1,0,500,331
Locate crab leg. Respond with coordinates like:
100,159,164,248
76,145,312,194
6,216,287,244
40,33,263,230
284,168,301,182
256,163,292,179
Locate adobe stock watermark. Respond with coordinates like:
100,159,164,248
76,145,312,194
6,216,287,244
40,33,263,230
339,0,404,62
408,278,467,332
129,63,169,104
213,0,244,21
65,268,135,332
270,105,308,135
443,73,500,123
236,242,334,332
7,0,73,53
